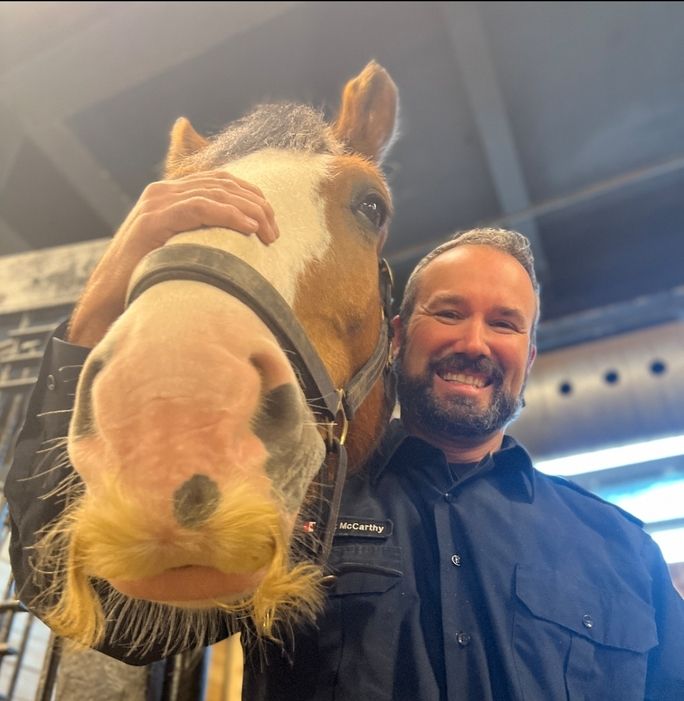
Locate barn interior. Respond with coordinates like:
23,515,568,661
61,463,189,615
0,2,682,698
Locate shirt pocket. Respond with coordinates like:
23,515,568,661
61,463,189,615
327,543,404,594
317,544,406,700
513,564,658,701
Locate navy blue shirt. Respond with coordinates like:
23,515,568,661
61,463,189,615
6,332,684,699
245,420,684,700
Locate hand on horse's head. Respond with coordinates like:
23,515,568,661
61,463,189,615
68,170,279,348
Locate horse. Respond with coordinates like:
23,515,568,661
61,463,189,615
33,61,399,657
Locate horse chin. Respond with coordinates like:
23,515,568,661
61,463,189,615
108,566,265,605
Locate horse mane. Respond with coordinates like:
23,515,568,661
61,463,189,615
178,103,346,175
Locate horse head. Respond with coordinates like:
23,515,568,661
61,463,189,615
36,61,399,655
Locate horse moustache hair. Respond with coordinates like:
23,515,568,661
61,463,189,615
30,61,399,657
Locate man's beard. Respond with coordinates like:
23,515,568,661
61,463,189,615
395,351,524,439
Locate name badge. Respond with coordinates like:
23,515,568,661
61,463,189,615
334,517,393,538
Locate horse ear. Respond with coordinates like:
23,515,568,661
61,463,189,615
165,117,209,177
333,61,399,163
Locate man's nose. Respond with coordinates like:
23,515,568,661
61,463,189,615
456,318,490,358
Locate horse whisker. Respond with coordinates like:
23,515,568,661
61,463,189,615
37,436,69,448
36,409,74,418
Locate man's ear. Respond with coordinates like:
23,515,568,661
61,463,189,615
390,315,403,360
527,344,537,372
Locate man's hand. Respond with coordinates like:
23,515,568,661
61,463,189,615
68,171,279,348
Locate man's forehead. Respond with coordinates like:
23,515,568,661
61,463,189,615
421,244,529,282
415,245,537,311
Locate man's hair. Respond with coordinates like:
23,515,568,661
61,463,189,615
398,227,541,343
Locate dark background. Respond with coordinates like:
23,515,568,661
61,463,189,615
1,1,683,351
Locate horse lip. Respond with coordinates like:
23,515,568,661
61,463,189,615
109,565,266,603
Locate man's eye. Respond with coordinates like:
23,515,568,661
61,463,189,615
492,320,518,331
355,194,388,230
435,310,462,321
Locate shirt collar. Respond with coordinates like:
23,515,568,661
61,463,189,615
369,419,536,502
491,434,536,502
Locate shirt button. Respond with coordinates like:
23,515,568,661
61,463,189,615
457,631,471,647
582,614,594,629
450,554,462,567
46,374,56,391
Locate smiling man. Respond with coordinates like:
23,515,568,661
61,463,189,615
393,232,538,464
246,227,684,701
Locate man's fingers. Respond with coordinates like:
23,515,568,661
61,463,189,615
139,178,280,241
174,186,278,242
175,169,266,200
150,197,277,245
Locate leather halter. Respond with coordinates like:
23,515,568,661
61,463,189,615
125,243,393,566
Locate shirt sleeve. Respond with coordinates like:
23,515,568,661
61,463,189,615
4,321,89,614
643,535,684,700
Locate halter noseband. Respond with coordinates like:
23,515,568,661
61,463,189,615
125,243,394,567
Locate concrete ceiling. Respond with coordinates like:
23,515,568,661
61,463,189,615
1,1,683,350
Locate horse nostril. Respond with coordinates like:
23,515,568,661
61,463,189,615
252,384,302,444
72,356,105,437
173,474,220,528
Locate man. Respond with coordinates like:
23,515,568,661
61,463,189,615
243,228,684,700
6,179,684,700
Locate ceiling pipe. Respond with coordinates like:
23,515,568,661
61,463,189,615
511,321,684,459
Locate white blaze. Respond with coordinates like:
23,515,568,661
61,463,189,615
168,149,333,304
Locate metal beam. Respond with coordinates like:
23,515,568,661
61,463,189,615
0,237,110,314
0,216,30,256
0,104,23,191
0,2,303,246
536,285,684,352
441,2,549,277
28,122,133,231
388,151,684,266
0,106,31,254
0,2,304,123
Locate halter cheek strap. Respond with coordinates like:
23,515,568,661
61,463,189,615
125,243,394,566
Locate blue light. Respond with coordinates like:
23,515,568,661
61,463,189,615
536,434,684,477
597,478,684,524
650,528,684,564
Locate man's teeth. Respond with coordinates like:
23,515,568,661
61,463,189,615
441,372,487,388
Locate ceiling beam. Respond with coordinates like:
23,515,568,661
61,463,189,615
28,122,134,231
441,2,550,278
0,2,303,251
0,106,30,254
0,216,30,256
388,149,684,267
536,285,684,352
0,104,23,190
0,2,303,124
495,152,684,224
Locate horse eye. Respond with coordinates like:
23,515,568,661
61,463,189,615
355,193,388,230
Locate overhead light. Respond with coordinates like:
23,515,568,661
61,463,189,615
650,528,684,565
597,478,684,524
535,434,684,477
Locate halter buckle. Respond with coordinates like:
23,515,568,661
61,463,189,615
335,388,350,447
322,388,349,452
